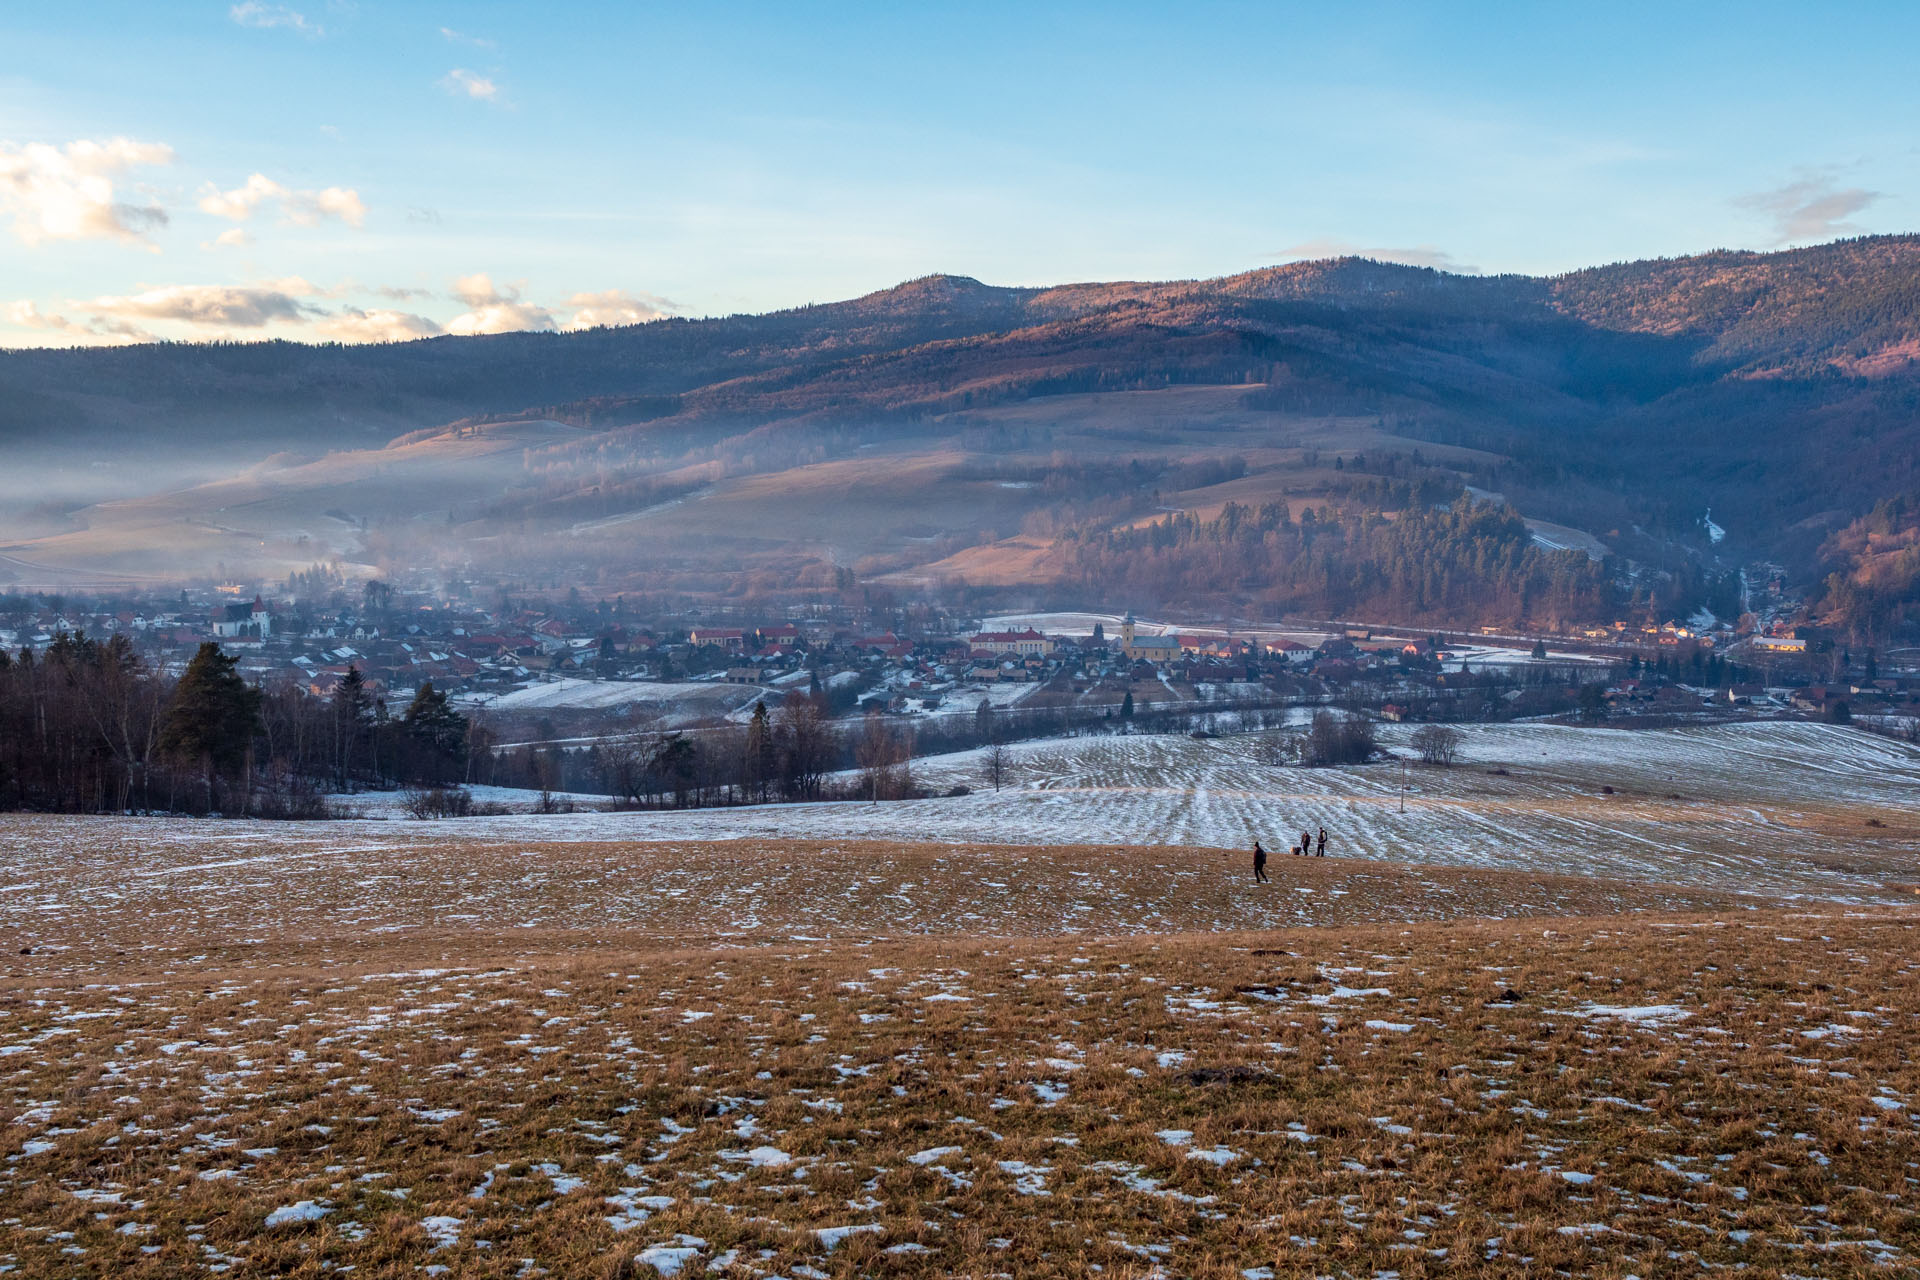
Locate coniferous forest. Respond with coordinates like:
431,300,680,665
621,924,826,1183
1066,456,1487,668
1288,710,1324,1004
0,637,475,815
1061,498,1615,627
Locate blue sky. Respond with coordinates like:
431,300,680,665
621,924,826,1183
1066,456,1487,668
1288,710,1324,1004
2,1,1914,345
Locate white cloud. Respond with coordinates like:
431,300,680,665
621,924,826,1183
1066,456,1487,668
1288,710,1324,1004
5,300,150,344
1736,171,1882,245
0,138,174,247
317,307,445,343
446,273,553,334
229,2,321,36
198,173,366,226
440,68,502,102
296,186,367,225
80,282,321,329
563,288,674,330
1272,238,1480,275
440,26,495,48
448,301,554,334
197,173,280,221
451,272,504,308
207,227,253,249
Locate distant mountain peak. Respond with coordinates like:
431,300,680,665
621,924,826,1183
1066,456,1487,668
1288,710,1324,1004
851,273,1019,312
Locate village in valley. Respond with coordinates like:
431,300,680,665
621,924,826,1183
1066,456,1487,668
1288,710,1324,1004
2,562,1915,808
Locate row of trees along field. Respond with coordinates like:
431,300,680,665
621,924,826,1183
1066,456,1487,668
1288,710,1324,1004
1061,496,1615,628
478,697,920,809
0,636,482,815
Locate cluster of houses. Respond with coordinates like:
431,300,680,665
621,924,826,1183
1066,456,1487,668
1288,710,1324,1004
3,589,1916,725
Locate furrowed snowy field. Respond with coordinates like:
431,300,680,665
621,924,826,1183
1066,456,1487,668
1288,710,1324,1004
3,719,1919,1278
12,720,1904,927
384,718,1910,902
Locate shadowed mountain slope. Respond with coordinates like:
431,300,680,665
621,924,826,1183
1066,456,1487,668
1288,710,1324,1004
4,238,1920,632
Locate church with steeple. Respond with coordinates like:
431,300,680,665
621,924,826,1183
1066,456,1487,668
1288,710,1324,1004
1117,610,1180,664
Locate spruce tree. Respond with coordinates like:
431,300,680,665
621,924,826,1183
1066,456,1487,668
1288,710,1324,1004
159,642,262,807
403,681,469,779
333,665,370,786
744,701,772,802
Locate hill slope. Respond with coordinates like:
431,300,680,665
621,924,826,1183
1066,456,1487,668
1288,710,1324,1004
6,238,1920,633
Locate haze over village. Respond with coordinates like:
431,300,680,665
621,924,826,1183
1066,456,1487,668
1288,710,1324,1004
1,5,1918,1279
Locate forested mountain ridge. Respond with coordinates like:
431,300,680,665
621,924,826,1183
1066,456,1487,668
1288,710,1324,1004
5,238,1918,434
9,236,1920,442
5,236,1920,636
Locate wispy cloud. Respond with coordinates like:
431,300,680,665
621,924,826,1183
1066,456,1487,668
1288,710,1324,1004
197,173,366,227
229,2,321,37
1736,170,1882,245
440,68,502,103
9,273,669,346
440,26,495,49
0,138,174,248
1271,238,1480,275
6,300,150,344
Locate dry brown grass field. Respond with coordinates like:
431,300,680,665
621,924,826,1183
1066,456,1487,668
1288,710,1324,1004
1,821,1917,1278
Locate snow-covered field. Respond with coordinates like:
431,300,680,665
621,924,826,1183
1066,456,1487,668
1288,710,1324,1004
2,721,1914,915
385,721,1920,898
980,611,1331,646
342,783,610,819
1439,641,1613,669
457,677,772,716
2,722,1915,1277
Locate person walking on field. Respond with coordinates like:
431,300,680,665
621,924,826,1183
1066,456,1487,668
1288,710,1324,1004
1316,826,1328,857
1253,840,1269,883
1298,829,1311,856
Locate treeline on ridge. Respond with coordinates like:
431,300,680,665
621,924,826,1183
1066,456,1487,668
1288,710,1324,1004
1059,496,1615,627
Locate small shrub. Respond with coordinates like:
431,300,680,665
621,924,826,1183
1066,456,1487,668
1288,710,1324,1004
402,786,474,819
1303,711,1376,766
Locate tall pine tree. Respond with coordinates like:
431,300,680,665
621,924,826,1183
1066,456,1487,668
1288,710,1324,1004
159,643,262,810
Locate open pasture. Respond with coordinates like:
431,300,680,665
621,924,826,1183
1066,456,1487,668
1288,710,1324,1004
0,719,1916,1276
0,903,1915,1278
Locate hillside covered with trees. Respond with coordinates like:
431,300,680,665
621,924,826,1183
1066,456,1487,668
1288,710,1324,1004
8,238,1920,638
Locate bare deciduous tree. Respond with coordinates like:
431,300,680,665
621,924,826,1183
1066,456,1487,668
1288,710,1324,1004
1411,723,1464,767
856,711,914,802
983,740,1012,792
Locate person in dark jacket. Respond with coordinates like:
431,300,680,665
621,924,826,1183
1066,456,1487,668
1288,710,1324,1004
1298,829,1311,856
1253,840,1269,883
1316,826,1328,857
